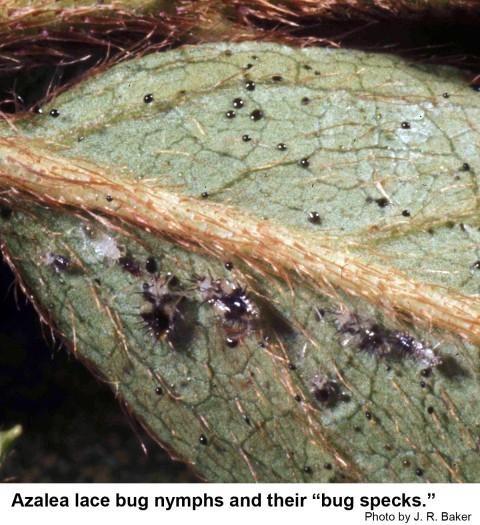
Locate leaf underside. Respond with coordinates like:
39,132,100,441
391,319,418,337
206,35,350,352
1,42,480,481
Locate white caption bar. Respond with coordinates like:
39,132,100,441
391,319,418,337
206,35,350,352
0,484,475,525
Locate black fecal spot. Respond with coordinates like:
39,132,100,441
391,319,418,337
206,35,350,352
443,92,450,98
105,195,113,202
243,414,251,425
299,158,310,168
224,49,232,56
415,468,424,477
384,444,393,451
143,93,154,104
277,143,287,151
145,256,158,274
471,260,480,270
427,406,434,414
155,386,163,395
308,211,321,224
49,108,60,118
225,110,236,119
244,63,253,70
0,206,12,220
250,109,263,121
324,463,333,470
303,64,312,70
420,368,431,378
94,278,101,286
233,98,244,109
199,434,208,445
294,394,302,402
169,298,197,351
201,191,209,199
118,255,141,276
226,337,238,348
420,380,426,388
242,134,252,142
245,80,256,91
288,362,296,370
303,466,312,474
224,261,233,271
427,228,435,235
251,55,258,60
254,295,295,341
461,162,471,171
401,121,411,129
437,356,469,380
402,459,410,467
375,197,389,208
141,307,170,339
446,221,455,228
34,106,43,114
354,426,362,433
272,75,283,82
301,96,310,105
314,70,321,76
365,411,372,420
51,254,71,272
402,209,411,217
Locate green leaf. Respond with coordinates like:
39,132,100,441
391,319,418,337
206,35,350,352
0,425,22,468
1,42,480,481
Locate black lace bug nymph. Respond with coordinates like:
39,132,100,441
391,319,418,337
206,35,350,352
310,374,341,407
50,253,71,272
140,273,186,343
334,308,441,367
45,252,80,274
196,276,260,344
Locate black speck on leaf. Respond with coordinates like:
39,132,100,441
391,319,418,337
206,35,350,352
308,211,321,224
233,98,244,109
250,109,263,121
375,197,389,208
